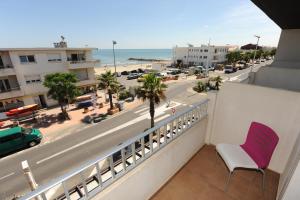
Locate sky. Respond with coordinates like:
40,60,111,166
0,0,281,49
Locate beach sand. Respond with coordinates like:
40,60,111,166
94,61,171,75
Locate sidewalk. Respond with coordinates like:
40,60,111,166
20,96,143,143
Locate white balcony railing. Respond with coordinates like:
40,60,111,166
20,99,209,200
66,60,101,69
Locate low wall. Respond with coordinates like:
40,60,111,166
208,82,300,173
253,66,300,92
92,118,208,200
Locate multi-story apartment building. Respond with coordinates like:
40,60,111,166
172,44,238,67
0,47,100,112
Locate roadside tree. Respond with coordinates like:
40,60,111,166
136,73,167,128
97,71,120,110
43,72,79,119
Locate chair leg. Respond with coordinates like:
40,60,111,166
225,171,233,192
258,169,265,191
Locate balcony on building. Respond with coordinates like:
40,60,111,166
0,75,23,99
66,51,100,69
0,51,15,76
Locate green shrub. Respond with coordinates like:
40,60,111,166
193,81,206,93
119,90,131,100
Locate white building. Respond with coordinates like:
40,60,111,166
172,45,238,67
0,47,100,111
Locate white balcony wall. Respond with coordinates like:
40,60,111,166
92,118,208,200
207,82,300,173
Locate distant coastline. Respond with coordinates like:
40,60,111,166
94,49,172,66
128,57,169,62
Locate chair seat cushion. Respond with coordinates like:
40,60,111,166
216,143,258,172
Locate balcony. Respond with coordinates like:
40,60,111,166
0,66,15,76
0,87,24,99
76,79,98,87
66,59,101,69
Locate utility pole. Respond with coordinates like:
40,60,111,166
206,38,211,77
250,35,260,73
112,40,117,75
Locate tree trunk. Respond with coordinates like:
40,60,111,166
108,90,114,110
149,99,155,128
60,102,70,120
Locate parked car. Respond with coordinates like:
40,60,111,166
137,68,145,73
121,71,129,75
127,73,139,80
255,60,260,64
0,126,42,156
131,70,138,74
224,65,237,73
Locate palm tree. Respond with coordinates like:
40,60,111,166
43,72,79,119
136,73,167,128
97,71,120,110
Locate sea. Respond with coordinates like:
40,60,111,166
93,49,172,66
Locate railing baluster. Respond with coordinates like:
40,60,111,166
121,148,126,171
141,137,145,158
131,143,136,165
95,163,103,187
109,156,115,179
149,132,153,153
80,172,89,197
157,129,161,148
175,117,179,136
164,124,167,143
170,120,174,140
62,181,71,200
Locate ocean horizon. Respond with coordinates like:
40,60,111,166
93,49,172,66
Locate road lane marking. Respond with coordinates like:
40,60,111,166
0,172,15,181
134,107,148,114
154,114,170,122
36,101,181,165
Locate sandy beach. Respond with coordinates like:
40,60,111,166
94,61,171,75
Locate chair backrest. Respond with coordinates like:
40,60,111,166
240,122,279,169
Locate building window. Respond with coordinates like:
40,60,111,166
25,75,41,84
19,55,35,63
48,53,62,62
204,49,208,52
200,50,203,52
203,56,207,59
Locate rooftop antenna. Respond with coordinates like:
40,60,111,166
61,35,65,42
187,43,194,47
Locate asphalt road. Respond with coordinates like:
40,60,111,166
0,80,203,199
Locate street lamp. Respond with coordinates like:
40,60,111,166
250,35,260,73
112,40,117,74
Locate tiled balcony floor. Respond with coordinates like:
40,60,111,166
151,145,279,200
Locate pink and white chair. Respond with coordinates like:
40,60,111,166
216,122,279,191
